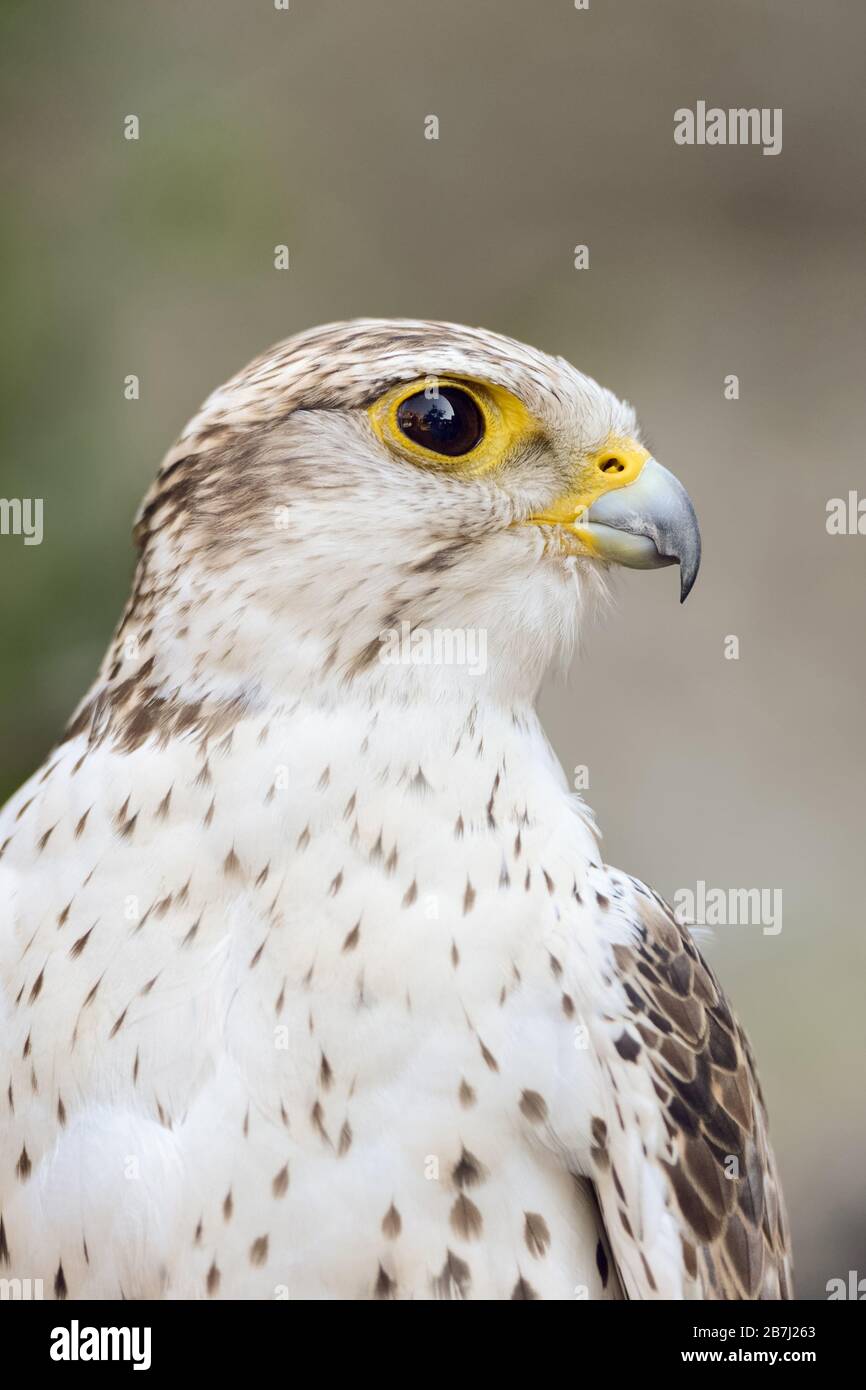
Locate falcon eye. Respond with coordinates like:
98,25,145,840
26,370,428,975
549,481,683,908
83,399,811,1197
369,375,534,475
395,387,484,457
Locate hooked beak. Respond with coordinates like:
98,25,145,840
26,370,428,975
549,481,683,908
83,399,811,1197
526,442,701,603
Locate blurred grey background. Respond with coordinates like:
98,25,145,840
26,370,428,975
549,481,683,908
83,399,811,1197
1,0,863,1297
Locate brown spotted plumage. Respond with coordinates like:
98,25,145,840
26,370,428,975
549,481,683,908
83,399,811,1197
589,880,792,1299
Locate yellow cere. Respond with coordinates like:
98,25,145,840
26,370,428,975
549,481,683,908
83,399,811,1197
526,437,651,538
368,376,540,476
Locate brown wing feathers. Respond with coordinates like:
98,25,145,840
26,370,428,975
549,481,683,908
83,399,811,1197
600,885,792,1299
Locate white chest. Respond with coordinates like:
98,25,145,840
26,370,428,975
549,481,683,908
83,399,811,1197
1,696,622,1298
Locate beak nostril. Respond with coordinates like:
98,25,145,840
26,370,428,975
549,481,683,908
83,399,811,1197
600,457,625,474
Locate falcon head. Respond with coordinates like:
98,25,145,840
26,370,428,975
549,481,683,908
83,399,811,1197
128,320,700,702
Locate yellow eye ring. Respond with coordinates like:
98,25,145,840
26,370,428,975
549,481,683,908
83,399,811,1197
368,376,539,475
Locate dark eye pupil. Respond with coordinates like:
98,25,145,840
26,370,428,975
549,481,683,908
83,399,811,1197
396,387,484,456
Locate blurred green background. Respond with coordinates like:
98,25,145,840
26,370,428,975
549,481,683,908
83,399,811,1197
1,0,864,1298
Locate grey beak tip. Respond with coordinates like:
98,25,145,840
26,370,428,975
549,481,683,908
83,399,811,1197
678,548,701,603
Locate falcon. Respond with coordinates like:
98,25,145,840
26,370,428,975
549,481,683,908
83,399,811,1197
0,319,792,1299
